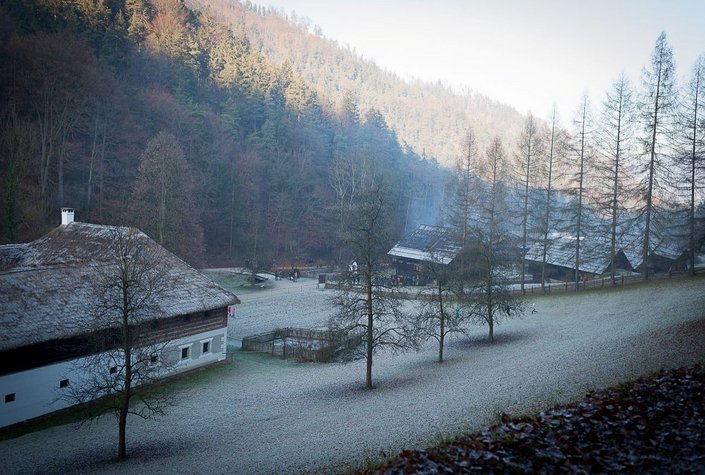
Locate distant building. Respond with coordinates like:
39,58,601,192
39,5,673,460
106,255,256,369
0,209,239,428
388,224,462,285
524,234,633,282
524,216,695,283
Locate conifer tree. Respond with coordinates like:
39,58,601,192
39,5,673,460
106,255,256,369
596,73,636,284
677,54,705,275
568,95,595,289
515,113,543,292
638,32,678,280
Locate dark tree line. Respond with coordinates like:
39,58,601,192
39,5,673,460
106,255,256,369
0,0,446,267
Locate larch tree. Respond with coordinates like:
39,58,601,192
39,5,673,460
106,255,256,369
514,113,544,293
444,130,479,248
568,94,595,290
464,138,524,342
538,106,566,292
596,72,637,284
638,32,678,281
677,54,705,275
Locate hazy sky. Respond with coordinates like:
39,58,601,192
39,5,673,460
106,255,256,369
264,0,705,125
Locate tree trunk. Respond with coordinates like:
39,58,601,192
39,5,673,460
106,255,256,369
689,66,700,276
541,111,556,293
644,56,663,282
119,285,132,460
365,268,374,389
520,121,533,294
118,399,128,460
438,281,445,363
575,98,587,291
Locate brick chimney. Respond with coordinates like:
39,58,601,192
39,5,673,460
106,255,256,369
61,208,75,225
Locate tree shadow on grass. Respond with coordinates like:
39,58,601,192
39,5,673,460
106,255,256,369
306,371,428,403
34,433,207,474
448,329,539,351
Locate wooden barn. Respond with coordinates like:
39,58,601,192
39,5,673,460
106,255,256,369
0,209,239,428
523,234,632,283
387,224,462,285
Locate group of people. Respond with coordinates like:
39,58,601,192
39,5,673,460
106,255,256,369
274,268,299,281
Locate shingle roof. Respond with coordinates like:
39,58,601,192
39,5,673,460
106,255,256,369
0,222,239,351
388,224,462,265
524,234,612,275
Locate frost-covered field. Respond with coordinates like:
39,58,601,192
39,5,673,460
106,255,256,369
3,276,705,474
227,278,335,341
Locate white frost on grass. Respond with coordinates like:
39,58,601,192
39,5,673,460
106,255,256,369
228,277,334,341
2,276,705,474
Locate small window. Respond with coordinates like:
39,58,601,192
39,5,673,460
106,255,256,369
181,346,190,360
110,366,118,374
5,393,15,403
59,379,69,388
150,354,158,365
202,341,210,354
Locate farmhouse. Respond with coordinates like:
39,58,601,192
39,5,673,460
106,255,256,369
388,224,462,285
0,209,239,428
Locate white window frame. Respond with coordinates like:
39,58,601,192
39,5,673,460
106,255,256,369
200,338,213,356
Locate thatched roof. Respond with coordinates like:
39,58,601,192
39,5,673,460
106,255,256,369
0,222,239,352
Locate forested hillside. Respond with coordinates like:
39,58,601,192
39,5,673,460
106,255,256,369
190,0,526,165
0,0,447,266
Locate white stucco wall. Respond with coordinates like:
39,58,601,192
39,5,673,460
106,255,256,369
0,328,227,428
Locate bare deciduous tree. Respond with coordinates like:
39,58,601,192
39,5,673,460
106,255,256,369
67,227,175,461
329,185,415,388
414,253,467,363
132,130,204,265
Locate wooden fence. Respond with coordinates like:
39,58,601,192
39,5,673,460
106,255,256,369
325,268,703,301
241,327,363,362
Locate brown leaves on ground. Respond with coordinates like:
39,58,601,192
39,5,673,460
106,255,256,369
367,364,705,474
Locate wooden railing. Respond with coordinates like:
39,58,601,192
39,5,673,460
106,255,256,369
241,327,363,362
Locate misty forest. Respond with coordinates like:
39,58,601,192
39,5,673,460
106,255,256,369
1,0,703,282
